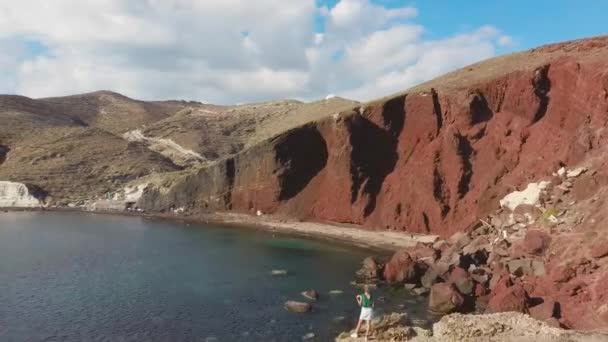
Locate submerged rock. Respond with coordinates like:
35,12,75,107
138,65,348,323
301,289,319,301
302,332,315,340
271,269,288,276
284,300,312,313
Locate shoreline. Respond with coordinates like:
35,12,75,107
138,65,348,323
1,207,439,252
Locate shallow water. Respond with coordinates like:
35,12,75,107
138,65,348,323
0,212,431,341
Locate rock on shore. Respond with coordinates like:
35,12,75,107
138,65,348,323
336,312,608,341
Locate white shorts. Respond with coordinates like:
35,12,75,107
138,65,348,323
359,307,373,320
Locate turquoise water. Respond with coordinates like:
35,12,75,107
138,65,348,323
0,212,430,341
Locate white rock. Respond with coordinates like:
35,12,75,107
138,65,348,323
124,183,148,203
566,167,587,178
499,181,551,211
271,269,288,276
0,181,42,207
256,210,263,216
302,332,315,340
556,167,566,177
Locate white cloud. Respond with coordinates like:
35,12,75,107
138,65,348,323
498,35,515,46
0,0,513,104
341,28,499,100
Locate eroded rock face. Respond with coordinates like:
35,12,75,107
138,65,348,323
0,181,43,207
138,37,608,238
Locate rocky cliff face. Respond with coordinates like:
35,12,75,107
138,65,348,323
138,36,608,238
0,181,44,207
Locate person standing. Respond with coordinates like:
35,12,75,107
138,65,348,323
351,285,374,340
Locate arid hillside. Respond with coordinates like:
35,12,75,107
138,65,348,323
0,90,356,202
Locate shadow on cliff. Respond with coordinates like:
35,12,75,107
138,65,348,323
348,96,406,217
0,145,8,165
274,125,328,201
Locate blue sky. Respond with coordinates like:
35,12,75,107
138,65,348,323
410,1,608,50
1,0,607,103
316,0,608,51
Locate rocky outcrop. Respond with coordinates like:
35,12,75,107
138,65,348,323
0,181,44,207
336,312,608,341
431,312,608,342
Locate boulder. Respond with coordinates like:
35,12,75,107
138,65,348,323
404,283,417,291
513,204,541,223
412,287,430,296
549,265,575,283
506,258,534,277
522,230,552,255
566,167,587,178
404,244,438,263
438,245,461,269
470,269,490,285
489,274,513,292
428,283,464,315
431,260,451,278
448,231,472,249
529,298,558,321
448,267,475,295
301,289,319,301
356,256,385,280
486,284,529,314
384,250,418,284
591,242,608,259
462,235,491,256
531,259,546,276
421,268,441,289
499,181,550,211
284,301,312,313
474,283,488,297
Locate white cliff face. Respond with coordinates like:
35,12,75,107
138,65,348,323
0,181,42,207
87,183,149,211
124,184,148,203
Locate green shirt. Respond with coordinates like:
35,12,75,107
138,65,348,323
360,292,373,308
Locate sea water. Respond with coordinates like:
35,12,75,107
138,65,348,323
0,212,431,341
